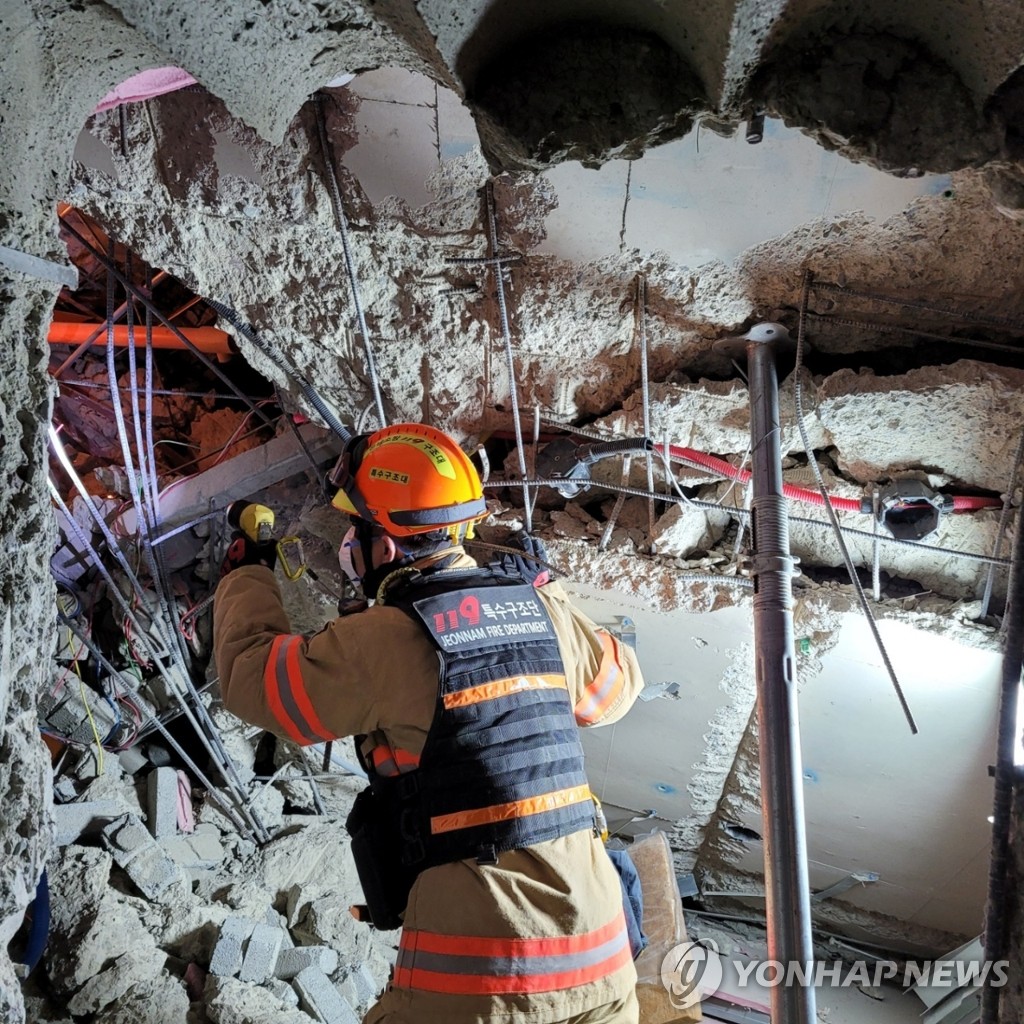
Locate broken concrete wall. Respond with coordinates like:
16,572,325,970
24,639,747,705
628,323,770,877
0,3,170,1015
70,78,1024,446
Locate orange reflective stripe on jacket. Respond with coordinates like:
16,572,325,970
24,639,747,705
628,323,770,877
430,784,593,835
442,673,566,710
574,631,625,725
394,910,631,995
264,634,333,745
371,743,421,777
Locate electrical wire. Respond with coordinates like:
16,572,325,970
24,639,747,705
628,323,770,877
71,641,103,774
795,273,917,734
58,216,276,430
48,480,269,841
58,611,259,839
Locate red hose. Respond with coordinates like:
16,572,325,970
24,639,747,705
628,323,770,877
657,445,1001,514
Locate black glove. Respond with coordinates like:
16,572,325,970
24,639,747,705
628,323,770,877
220,534,277,578
503,533,554,587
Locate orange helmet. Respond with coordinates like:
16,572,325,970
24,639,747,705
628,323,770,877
330,423,487,537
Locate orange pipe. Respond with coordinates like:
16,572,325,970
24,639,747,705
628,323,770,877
47,322,235,356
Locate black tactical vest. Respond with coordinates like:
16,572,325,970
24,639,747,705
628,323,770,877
382,566,596,866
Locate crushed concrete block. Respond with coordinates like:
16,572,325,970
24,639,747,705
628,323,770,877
67,949,164,1016
274,945,339,981
238,923,286,983
338,963,379,1012
103,971,190,1024
209,915,258,978
101,813,185,900
47,889,157,995
53,777,78,803
118,746,148,775
81,758,146,818
267,978,301,1008
53,799,122,845
161,823,224,870
205,975,313,1024
650,502,730,558
147,766,179,838
293,966,359,1024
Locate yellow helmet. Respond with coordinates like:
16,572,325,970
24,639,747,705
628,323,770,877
330,424,486,537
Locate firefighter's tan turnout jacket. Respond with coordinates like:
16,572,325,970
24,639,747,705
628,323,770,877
213,549,644,1024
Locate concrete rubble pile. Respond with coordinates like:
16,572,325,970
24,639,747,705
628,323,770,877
28,724,395,1024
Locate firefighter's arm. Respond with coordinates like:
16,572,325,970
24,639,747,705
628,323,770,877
539,580,644,727
213,565,382,744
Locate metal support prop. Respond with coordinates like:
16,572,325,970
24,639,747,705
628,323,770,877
745,327,817,1024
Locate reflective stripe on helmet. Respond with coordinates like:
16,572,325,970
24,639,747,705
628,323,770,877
388,496,487,528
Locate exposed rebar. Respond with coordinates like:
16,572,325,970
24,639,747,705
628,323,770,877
485,180,531,532
313,91,386,430
980,428,1024,621
59,612,258,840
980,490,1024,1024
796,273,917,734
482,475,1010,567
58,217,276,429
636,274,656,547
806,312,1024,356
811,279,1024,332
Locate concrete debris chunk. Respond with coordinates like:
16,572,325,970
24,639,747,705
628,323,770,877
205,975,314,1024
293,966,360,1024
52,777,78,803
238,923,286,983
267,978,301,1008
338,963,380,1012
52,799,122,846
274,944,339,981
147,766,180,838
118,746,149,775
66,949,164,1016
209,915,258,978
100,813,185,900
161,823,224,870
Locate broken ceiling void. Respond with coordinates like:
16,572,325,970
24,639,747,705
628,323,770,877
988,65,1024,162
750,30,1002,174
465,21,708,171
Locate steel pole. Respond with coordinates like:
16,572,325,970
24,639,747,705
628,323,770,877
746,326,816,1024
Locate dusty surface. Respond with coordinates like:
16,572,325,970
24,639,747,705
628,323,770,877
3,1,1024,1020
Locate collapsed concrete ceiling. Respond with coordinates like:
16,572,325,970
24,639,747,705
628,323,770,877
4,2,1024,1022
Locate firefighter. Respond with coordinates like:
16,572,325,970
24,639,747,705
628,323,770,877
213,423,645,1024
